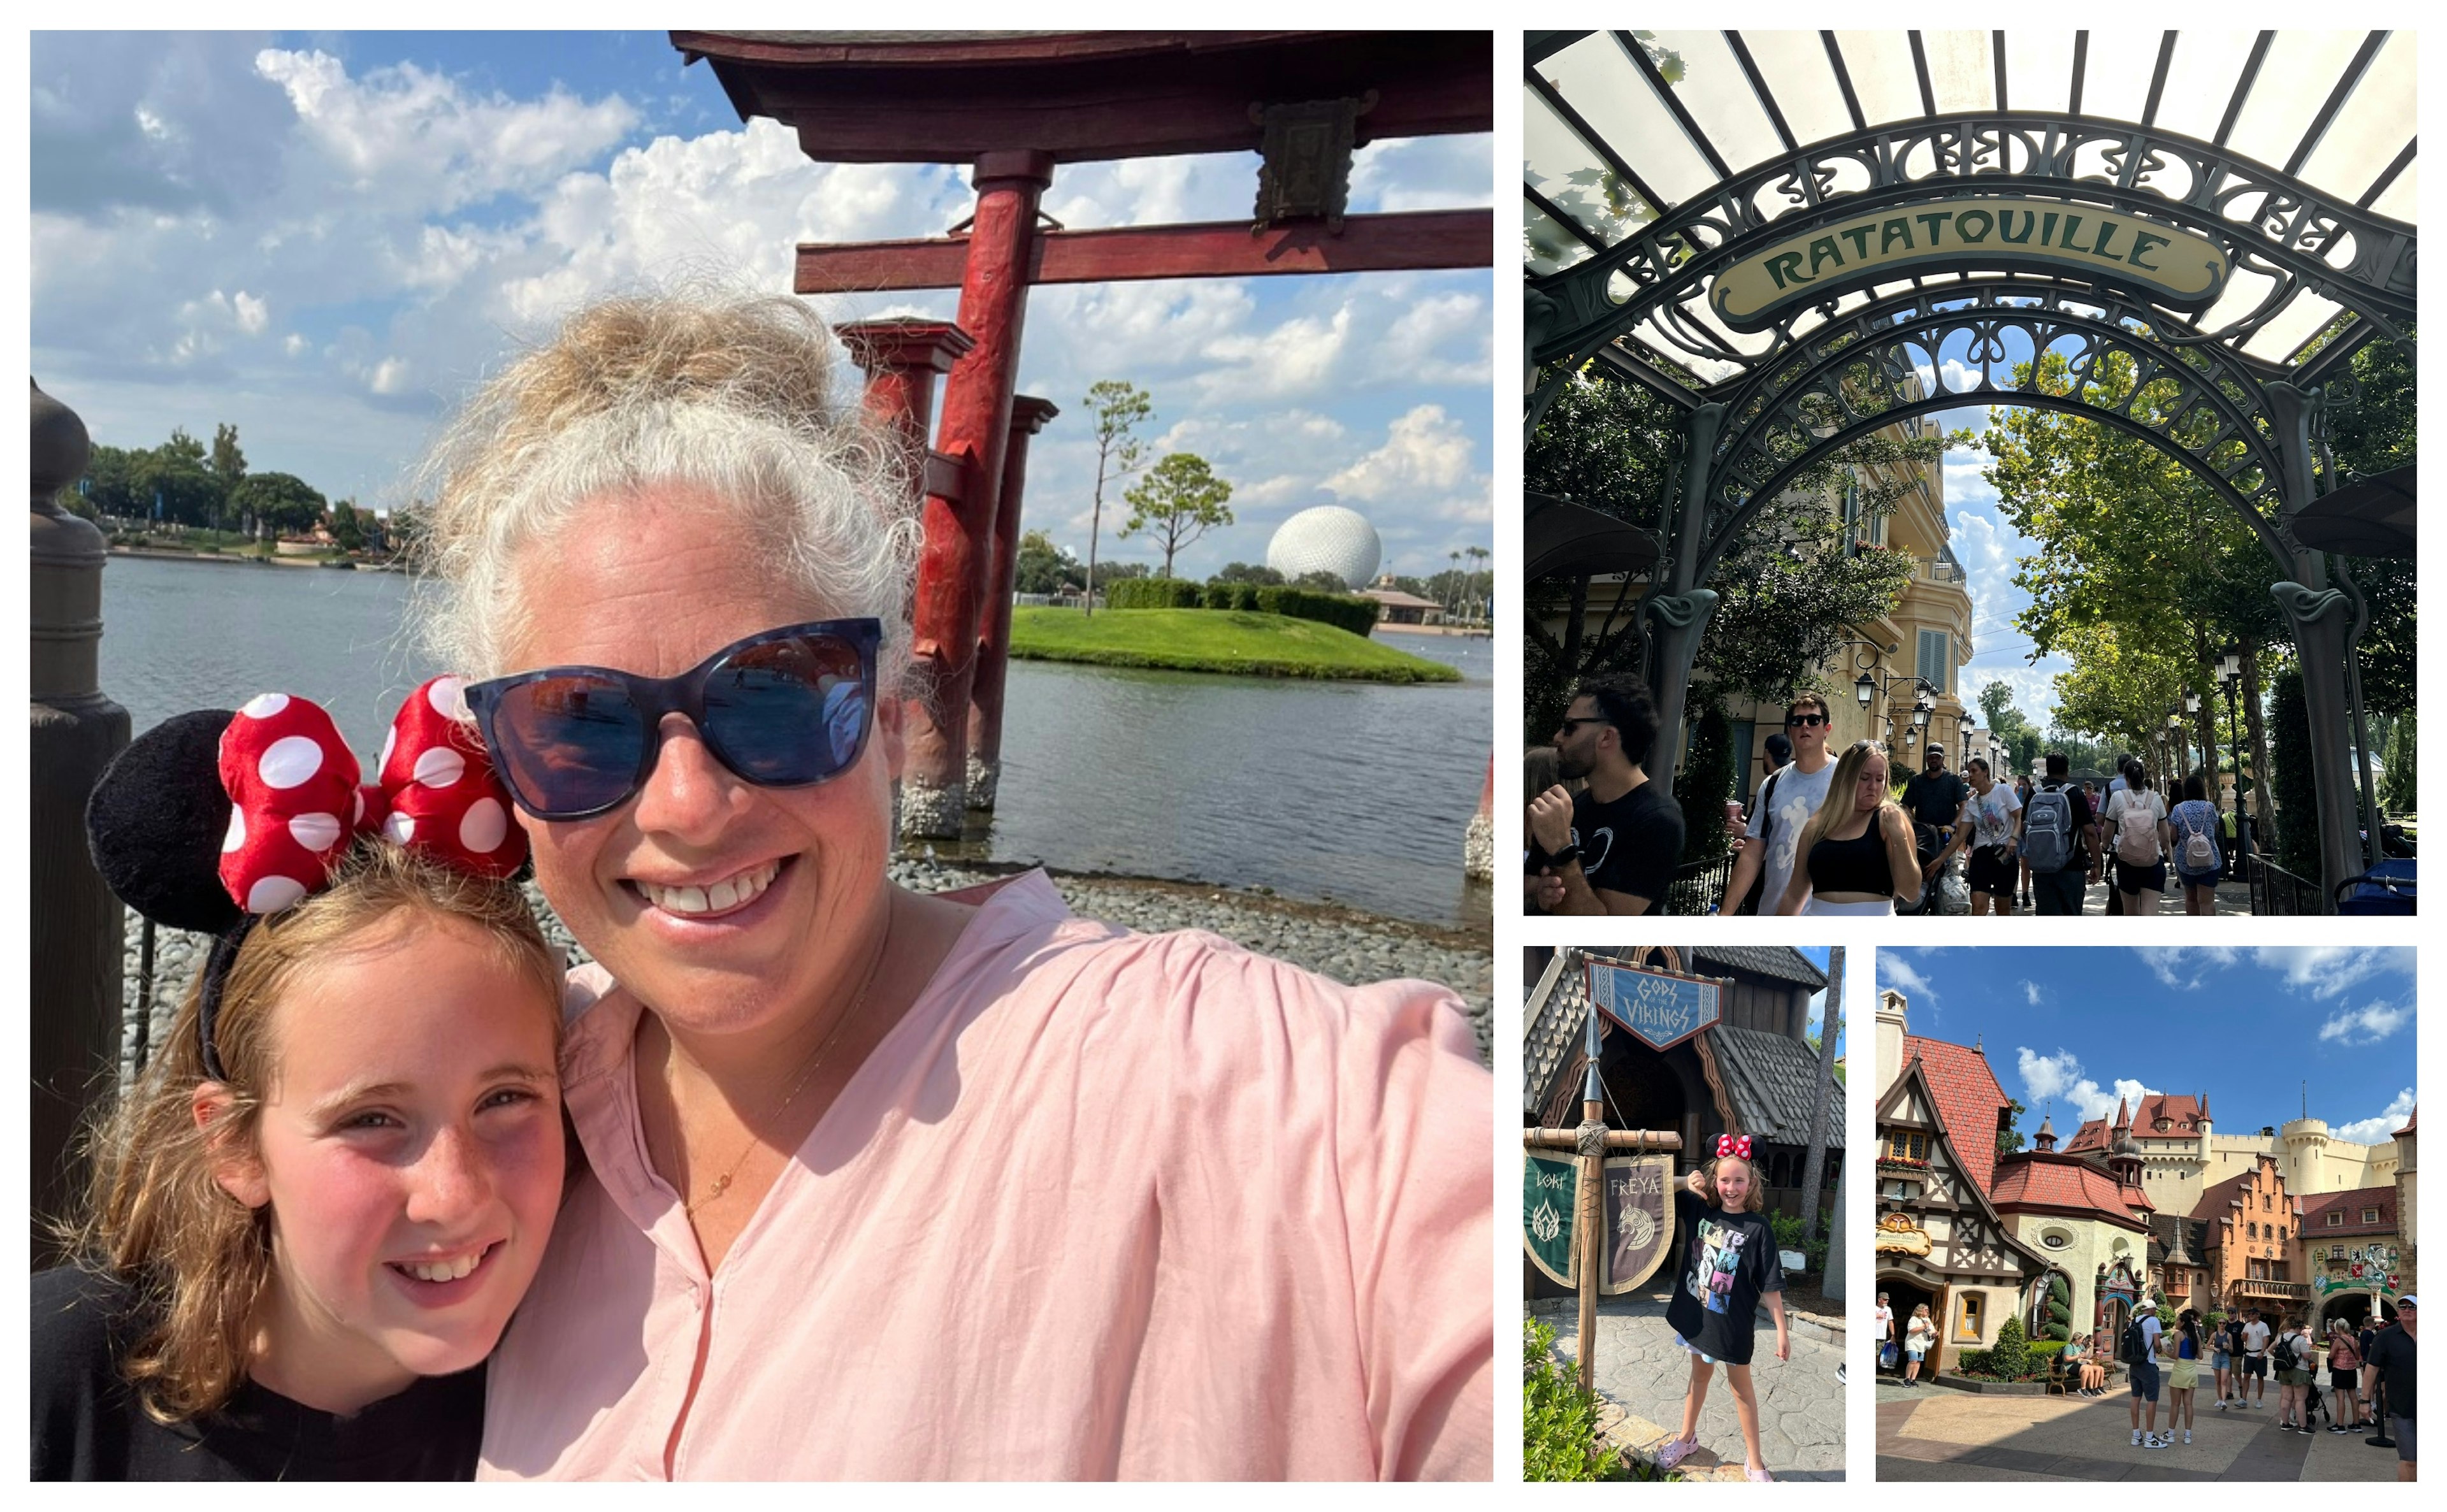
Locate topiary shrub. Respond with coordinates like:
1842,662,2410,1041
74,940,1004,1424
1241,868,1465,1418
1988,1317,2031,1379
2046,1273,2073,1341
1252,584,1380,636
1204,580,1263,612
1956,1348,1991,1376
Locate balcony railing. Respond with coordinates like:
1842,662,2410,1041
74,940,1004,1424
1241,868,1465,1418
2233,1279,2312,1300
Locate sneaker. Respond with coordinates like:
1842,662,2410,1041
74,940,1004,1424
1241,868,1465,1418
2132,1431,2144,1446
2184,1430,2193,1444
1745,1465,1775,1482
2145,1435,2166,1450
1655,1435,1700,1472
2214,1399,2230,1409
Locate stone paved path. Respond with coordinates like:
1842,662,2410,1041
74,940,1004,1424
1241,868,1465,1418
1541,1293,1845,1481
1877,1379,2402,1480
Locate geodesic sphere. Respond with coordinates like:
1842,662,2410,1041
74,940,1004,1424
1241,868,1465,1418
1266,505,1382,589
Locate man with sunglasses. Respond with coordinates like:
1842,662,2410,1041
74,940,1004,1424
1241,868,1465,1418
1720,693,1838,917
1527,675,1683,915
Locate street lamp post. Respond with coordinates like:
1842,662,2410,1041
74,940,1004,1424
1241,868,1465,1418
1854,668,1938,749
2219,645,2246,881
2166,706,2185,789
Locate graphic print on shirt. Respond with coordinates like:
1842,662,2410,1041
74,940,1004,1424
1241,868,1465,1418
1685,1217,1749,1315
1570,824,1615,880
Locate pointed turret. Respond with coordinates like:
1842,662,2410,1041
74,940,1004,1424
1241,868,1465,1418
2165,1220,2195,1269
2035,1112,2058,1152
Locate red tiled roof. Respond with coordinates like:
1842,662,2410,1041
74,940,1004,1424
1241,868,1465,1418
1903,1033,2009,1195
1990,1153,2155,1229
2395,1105,2418,1137
2065,1092,2208,1150
2300,1188,2398,1236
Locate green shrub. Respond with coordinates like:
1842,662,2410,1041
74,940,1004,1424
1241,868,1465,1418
1205,580,1264,612
1106,577,1203,610
1524,1318,1628,1481
1957,1348,1990,1376
1252,584,1381,636
1768,1209,1828,1277
1989,1316,2031,1379
2027,1340,2068,1360
2045,1273,2073,1341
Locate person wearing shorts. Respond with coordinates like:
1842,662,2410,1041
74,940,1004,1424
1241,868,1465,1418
2240,1309,2272,1406
1953,758,2021,917
2362,1297,2416,1481
2211,1317,2234,1408
2129,1302,2167,1448
2327,1320,2364,1432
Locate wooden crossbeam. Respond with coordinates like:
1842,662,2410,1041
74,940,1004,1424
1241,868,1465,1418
795,208,1493,294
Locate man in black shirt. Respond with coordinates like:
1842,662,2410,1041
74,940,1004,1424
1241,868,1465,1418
2364,1297,2416,1480
2021,751,2100,916
1902,743,1969,912
1527,675,1685,914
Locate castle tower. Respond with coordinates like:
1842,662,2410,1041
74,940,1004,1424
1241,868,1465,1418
2034,1112,2058,1153
2394,1107,2418,1298
2281,1116,2334,1194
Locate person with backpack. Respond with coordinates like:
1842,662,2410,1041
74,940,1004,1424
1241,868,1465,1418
1900,744,1969,915
2168,774,2224,916
1721,695,1837,916
2274,1315,2314,1431
2126,1300,2169,1449
1952,756,2022,917
2100,760,2172,916
2020,752,2099,915
2014,775,2037,907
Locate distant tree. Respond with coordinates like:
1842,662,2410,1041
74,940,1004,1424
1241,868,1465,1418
79,443,142,518
1208,561,1284,586
1120,450,1234,579
231,472,328,537
2381,709,2415,816
1097,559,1151,582
1290,570,1347,593
329,501,365,552
1998,1098,2028,1156
209,422,246,483
1080,380,1153,616
160,426,208,468
1014,528,1085,596
131,443,226,527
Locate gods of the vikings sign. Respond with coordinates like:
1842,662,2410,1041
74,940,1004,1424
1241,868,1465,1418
1710,196,2232,331
1585,955,1722,1051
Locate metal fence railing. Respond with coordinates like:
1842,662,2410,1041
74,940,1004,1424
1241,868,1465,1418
2248,855,2324,916
1664,846,1736,916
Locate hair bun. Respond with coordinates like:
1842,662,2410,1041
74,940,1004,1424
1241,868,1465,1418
85,710,247,935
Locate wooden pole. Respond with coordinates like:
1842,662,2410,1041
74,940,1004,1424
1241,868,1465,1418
1577,1099,1604,1392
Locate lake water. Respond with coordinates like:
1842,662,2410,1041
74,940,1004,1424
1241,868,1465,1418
94,556,1492,928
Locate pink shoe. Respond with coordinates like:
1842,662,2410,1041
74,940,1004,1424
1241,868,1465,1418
1745,1465,1776,1481
1655,1435,1699,1471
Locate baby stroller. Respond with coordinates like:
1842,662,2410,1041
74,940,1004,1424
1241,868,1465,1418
2334,857,2415,915
2302,1374,2328,1427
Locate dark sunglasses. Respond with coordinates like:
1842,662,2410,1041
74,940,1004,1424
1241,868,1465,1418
1556,717,1614,735
464,618,881,821
1786,713,1830,728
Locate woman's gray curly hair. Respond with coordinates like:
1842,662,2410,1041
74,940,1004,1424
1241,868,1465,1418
412,289,920,690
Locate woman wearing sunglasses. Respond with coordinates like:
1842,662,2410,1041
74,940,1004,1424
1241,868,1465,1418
416,292,1492,1481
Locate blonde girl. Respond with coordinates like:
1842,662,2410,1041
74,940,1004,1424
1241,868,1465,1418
1654,1137,1790,1481
1779,740,1923,916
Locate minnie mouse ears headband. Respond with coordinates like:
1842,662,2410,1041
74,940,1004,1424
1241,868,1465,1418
86,677,528,1077
1715,1134,1754,1160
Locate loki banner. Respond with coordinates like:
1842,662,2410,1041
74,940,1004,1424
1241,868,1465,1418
1523,1151,1578,1286
1601,1153,1674,1295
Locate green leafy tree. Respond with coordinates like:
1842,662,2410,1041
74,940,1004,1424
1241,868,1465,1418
1979,681,2044,776
79,443,143,518
2045,1272,2074,1342
231,471,328,537
2381,709,2415,815
1289,570,1346,593
1120,451,1234,579
1998,1098,2027,1156
1080,380,1153,616
1209,561,1283,587
1014,528,1085,596
1676,703,1736,863
131,445,226,528
329,501,365,552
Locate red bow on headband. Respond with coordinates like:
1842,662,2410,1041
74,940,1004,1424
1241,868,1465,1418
1716,1134,1752,1160
216,677,526,914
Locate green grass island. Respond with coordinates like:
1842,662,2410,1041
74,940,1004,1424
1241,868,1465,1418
1007,607,1462,684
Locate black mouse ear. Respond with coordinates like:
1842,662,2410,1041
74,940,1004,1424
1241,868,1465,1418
86,709,245,935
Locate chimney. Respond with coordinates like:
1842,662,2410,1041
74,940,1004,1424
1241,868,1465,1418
1876,989,1910,1090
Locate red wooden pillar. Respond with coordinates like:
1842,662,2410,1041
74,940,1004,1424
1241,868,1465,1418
836,317,974,459
900,148,1055,838
967,394,1058,809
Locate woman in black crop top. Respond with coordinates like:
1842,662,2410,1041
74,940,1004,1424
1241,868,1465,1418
1777,739,1922,916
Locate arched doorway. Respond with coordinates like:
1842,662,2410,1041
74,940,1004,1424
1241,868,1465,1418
1879,1271,1937,1376
1524,34,2417,904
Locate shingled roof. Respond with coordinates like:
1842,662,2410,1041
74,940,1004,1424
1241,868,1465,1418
2300,1188,2399,1237
1989,1152,2153,1230
1701,1022,1842,1148
1689,946,1826,990
2065,1092,2209,1151
2150,1212,2212,1267
1902,1034,2010,1195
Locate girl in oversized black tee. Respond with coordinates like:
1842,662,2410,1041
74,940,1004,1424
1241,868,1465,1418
1655,1136,1789,1481
32,696,567,1479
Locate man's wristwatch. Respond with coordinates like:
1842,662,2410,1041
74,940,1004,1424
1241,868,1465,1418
1548,844,1584,870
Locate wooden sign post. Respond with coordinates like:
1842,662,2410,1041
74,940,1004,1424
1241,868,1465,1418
1525,1123,1681,1390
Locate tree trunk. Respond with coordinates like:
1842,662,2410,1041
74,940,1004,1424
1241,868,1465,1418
2242,644,2276,843
1798,946,1844,1245
1083,474,1104,619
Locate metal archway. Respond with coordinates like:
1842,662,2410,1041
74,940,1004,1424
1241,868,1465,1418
1527,99,2414,906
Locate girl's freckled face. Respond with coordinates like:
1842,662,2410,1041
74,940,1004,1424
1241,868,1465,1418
1714,1158,1754,1210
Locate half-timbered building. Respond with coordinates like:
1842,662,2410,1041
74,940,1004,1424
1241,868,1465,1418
1873,988,2049,1372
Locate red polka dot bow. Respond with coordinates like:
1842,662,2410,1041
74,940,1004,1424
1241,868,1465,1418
215,677,526,914
1716,1134,1752,1160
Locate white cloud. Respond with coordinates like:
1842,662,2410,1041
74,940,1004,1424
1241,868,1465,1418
231,290,268,334
1880,953,1937,1006
2016,1046,2158,1123
2318,997,2413,1046
2255,946,2409,1000
2334,1088,2417,1144
2019,979,2043,1007
2133,946,2239,990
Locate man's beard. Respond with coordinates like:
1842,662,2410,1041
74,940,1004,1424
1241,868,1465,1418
1555,745,1594,781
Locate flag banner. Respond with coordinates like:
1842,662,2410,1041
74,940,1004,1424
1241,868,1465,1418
1524,1151,1578,1286
1585,956,1722,1051
1600,1153,1673,1295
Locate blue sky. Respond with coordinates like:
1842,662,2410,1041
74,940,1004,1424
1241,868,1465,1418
31,31,1494,579
1878,947,2418,1145
1796,944,1842,1058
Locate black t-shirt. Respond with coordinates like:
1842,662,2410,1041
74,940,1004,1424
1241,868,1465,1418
2364,1323,2416,1420
2023,781,2095,868
1564,780,1684,907
1901,770,1969,832
1663,1190,1784,1366
31,1265,486,1481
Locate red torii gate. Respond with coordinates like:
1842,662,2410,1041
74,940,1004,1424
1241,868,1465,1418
674,31,1493,837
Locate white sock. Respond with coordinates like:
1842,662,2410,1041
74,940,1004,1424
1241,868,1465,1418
2133,1430,2142,1444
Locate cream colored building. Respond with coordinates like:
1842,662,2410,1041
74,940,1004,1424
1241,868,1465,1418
2065,1095,2402,1207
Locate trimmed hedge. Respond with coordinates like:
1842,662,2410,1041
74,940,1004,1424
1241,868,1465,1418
1105,577,1205,610
1104,577,1382,635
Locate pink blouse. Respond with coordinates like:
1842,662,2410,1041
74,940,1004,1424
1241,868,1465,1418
478,873,1492,1480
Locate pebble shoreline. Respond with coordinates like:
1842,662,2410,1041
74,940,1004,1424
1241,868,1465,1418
118,860,1492,1081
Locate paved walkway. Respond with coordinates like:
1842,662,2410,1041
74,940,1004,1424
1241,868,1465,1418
1920,869,2252,917
1541,1293,1845,1481
1877,1379,2402,1480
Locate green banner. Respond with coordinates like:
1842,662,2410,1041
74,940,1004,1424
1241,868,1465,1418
1524,1152,1578,1287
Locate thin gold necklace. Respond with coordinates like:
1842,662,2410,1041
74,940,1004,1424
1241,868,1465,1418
673,963,881,1220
